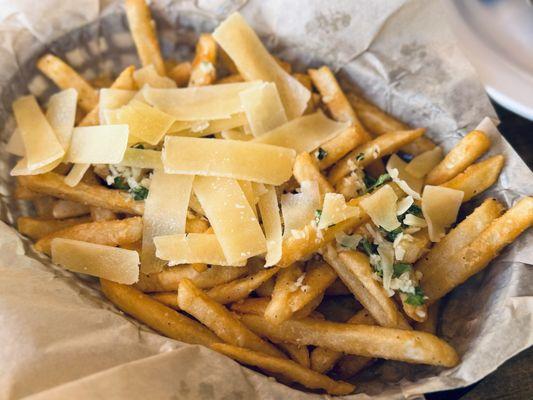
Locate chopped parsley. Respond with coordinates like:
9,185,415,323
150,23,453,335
379,226,403,242
397,151,414,162
130,186,149,201
314,209,322,226
405,204,422,217
112,176,129,190
393,263,412,277
315,147,328,161
364,173,391,193
358,237,377,256
355,152,365,161
405,286,426,306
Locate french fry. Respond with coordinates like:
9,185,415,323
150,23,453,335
421,197,533,303
90,75,114,88
325,279,351,296
100,279,220,346
310,309,375,373
189,34,217,86
168,61,192,86
329,128,426,185
36,54,98,112
52,200,90,219
346,92,435,155
240,314,459,367
335,355,374,379
274,56,292,73
231,297,270,316
136,264,249,292
186,214,210,233
321,245,411,329
279,343,310,368
206,267,280,304
151,292,179,308
416,198,504,277
265,263,304,323
177,278,285,358
414,301,440,334
35,217,142,256
440,155,504,202
125,0,165,75
14,185,43,200
293,152,334,196
90,207,117,221
18,173,144,215
211,343,355,395
278,195,370,268
315,126,364,170
292,73,313,91
216,73,244,84
78,65,137,127
255,274,275,297
426,130,491,185
286,260,337,316
32,196,56,218
17,216,91,240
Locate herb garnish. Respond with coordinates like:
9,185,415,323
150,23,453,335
315,147,328,161
405,286,426,306
113,176,129,190
355,152,365,161
364,173,391,193
130,186,149,201
314,209,322,226
393,263,412,277
358,237,377,256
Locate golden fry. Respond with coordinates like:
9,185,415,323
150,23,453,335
90,207,117,222
414,301,440,334
240,314,459,367
426,130,491,185
168,61,192,86
17,216,91,240
293,152,334,196
189,34,217,86
329,128,426,184
36,54,98,112
100,279,220,346
265,263,304,323
178,278,285,358
315,126,366,170
422,197,533,303
52,200,90,219
279,343,310,368
211,343,355,395
18,173,144,215
216,73,244,84
35,217,142,255
440,155,504,202
125,0,165,75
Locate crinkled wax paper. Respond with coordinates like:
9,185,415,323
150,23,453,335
0,0,531,399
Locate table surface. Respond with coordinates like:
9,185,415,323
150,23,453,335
426,102,533,400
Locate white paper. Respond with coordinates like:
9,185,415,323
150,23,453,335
0,0,531,399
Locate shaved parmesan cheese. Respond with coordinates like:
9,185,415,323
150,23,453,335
133,65,177,88
163,136,295,185
220,128,252,141
317,193,358,229
118,148,163,169
46,88,77,150
257,185,282,266
213,13,310,119
335,232,362,251
107,100,175,145
239,180,257,207
253,111,349,153
386,154,423,200
422,185,464,242
13,96,64,170
405,147,443,178
141,171,194,273
99,89,136,124
154,234,245,266
168,113,248,137
360,185,401,232
64,164,90,187
396,195,414,215
6,129,25,156
252,182,268,198
377,240,395,293
10,157,62,176
143,81,262,121
51,238,139,284
281,181,320,234
403,214,427,227
64,125,129,164
240,82,287,136
193,176,267,263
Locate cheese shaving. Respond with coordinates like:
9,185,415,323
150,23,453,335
213,12,310,119
335,232,362,251
405,147,443,178
141,171,194,273
46,88,77,150
377,240,395,294
386,154,423,200
118,148,163,169
360,185,401,232
6,129,25,157
154,233,246,267
239,82,287,136
168,113,248,137
133,64,177,88
396,195,414,215
143,81,262,121
99,89,137,125
281,181,320,234
163,136,295,185
253,111,349,153
193,176,267,263
51,238,139,284
317,193,358,230
422,185,464,242
64,125,129,164
257,185,283,266
403,214,427,227
12,95,64,171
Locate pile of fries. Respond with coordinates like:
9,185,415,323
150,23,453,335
7,0,532,395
